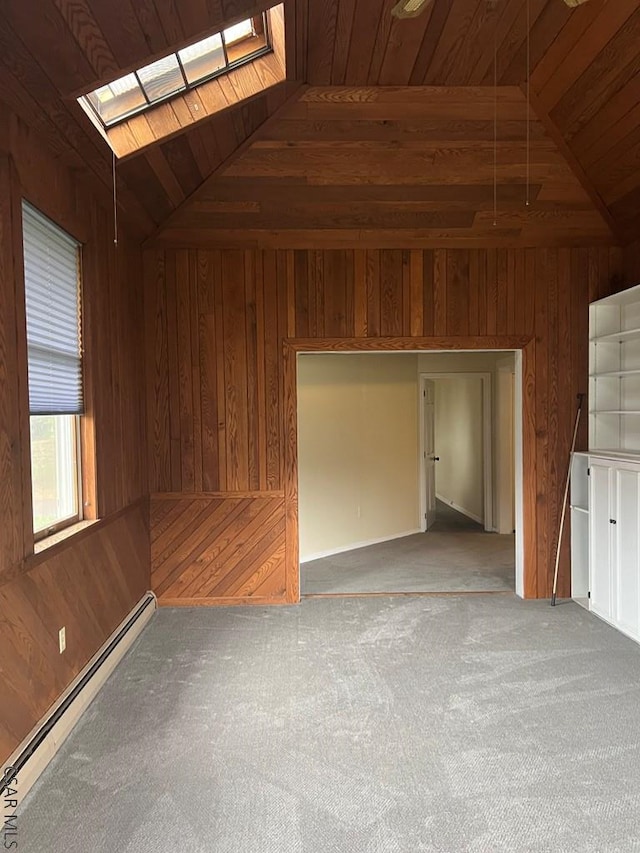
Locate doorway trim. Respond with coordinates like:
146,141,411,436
283,335,532,604
419,372,493,532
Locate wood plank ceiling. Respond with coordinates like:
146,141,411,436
1,0,640,242
151,85,613,247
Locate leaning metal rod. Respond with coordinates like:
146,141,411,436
551,393,585,606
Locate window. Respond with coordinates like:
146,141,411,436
22,202,83,540
80,14,270,128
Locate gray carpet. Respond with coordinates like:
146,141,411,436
17,597,640,852
302,530,515,595
430,500,484,533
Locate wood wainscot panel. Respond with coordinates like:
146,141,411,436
151,494,286,605
0,502,149,763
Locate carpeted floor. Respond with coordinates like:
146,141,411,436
430,500,485,533
302,502,514,596
302,503,514,595
17,597,640,853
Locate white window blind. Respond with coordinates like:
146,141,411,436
22,202,83,415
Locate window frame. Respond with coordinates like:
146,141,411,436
80,13,272,129
22,200,88,544
31,414,84,542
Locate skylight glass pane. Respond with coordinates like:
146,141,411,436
223,20,254,46
137,55,185,103
178,34,226,84
85,73,146,125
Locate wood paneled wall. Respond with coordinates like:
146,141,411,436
145,244,621,605
623,242,640,287
0,110,150,765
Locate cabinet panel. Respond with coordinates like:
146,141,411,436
590,462,613,621
615,468,640,639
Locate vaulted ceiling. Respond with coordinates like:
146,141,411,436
1,0,639,245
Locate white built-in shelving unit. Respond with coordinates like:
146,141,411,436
590,283,640,455
573,283,640,644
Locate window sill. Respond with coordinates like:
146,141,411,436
34,520,98,554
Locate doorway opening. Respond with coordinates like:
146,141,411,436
295,349,519,598
420,372,493,534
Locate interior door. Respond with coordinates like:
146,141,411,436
614,466,640,639
424,380,437,530
590,460,613,621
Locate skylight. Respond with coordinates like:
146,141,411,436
80,15,270,128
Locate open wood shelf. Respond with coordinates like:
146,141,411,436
590,369,640,377
591,327,640,343
590,287,640,454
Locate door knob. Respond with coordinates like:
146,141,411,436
432,456,440,461
610,519,617,524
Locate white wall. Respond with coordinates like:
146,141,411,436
433,377,484,522
297,353,420,561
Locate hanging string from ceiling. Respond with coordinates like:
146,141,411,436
493,1,498,228
526,0,531,208
112,150,119,247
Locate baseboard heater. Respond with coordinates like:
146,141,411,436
1,591,156,803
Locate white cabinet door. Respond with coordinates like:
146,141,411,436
590,461,614,621
615,467,640,640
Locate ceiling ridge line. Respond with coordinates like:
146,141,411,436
524,84,622,246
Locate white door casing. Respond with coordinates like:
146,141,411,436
423,379,437,530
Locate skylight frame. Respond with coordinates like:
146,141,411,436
80,13,271,129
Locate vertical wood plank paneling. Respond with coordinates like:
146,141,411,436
255,253,268,491
286,250,296,338
197,250,219,491
276,250,289,489
353,248,368,336
165,251,182,492
176,250,195,492
522,339,538,599
144,250,170,492
524,248,536,335
213,249,227,490
324,249,347,336
221,251,250,491
546,249,560,601
433,249,447,335
245,251,260,491
146,245,622,604
293,250,310,337
534,249,550,598
446,250,469,336
496,249,508,336
263,250,281,490
380,249,403,336
1,111,150,766
190,251,203,493
344,249,355,337
283,342,299,603
366,249,381,336
312,250,325,337
410,250,424,336
0,155,25,570
513,250,525,335
572,248,590,452
468,250,479,337
557,248,573,575
486,249,497,335
422,249,435,336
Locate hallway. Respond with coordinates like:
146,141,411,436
301,503,514,596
